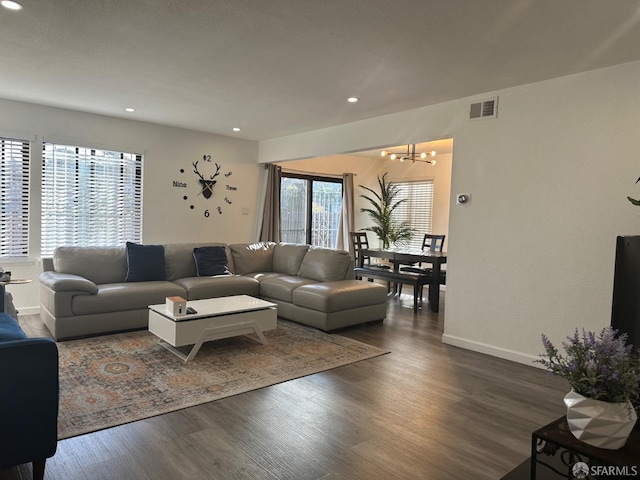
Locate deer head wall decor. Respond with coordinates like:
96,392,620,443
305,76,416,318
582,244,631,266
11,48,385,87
192,159,221,199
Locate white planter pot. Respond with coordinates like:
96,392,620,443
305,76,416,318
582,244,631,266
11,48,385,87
564,390,637,450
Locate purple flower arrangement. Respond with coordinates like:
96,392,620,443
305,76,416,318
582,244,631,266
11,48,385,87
539,326,640,405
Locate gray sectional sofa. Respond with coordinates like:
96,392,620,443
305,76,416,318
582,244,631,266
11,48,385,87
39,242,387,340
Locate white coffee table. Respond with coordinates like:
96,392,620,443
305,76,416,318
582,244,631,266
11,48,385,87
148,295,277,363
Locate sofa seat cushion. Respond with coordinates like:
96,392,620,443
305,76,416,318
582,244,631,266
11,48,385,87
173,276,260,300
0,313,26,341
293,280,388,313
259,275,318,303
242,272,285,282
72,281,186,315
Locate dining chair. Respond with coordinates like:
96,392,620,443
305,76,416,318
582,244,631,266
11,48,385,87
349,231,390,281
398,233,446,297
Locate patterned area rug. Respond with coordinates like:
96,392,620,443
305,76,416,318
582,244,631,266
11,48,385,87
56,320,388,439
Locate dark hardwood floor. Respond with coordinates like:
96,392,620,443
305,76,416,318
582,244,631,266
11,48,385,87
2,293,567,480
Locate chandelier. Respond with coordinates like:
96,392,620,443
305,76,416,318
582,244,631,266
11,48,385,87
380,144,436,165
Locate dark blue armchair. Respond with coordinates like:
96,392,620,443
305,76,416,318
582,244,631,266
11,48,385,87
0,285,58,480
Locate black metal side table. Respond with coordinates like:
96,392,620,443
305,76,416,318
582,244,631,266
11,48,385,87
531,416,639,479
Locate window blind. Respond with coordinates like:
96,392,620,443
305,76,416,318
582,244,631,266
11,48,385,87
391,179,434,250
41,143,143,256
0,137,30,258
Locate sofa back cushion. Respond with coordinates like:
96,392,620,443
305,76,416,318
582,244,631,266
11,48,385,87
297,247,352,281
53,246,127,284
272,243,309,275
229,242,275,275
163,243,232,281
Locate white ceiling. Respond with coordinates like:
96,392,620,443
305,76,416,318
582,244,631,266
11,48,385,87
1,0,640,141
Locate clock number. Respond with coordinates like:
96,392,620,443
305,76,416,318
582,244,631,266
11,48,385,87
204,209,210,217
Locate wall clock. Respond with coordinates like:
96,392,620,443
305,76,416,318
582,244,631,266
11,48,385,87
173,154,238,217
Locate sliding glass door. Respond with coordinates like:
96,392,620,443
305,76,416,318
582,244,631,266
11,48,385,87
280,173,342,247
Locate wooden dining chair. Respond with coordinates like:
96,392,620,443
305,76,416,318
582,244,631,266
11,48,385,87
349,231,390,281
399,233,446,297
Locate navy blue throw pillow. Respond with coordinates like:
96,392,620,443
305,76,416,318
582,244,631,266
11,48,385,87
193,246,230,276
125,242,166,282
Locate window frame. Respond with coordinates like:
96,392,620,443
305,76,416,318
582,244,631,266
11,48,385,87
280,172,343,246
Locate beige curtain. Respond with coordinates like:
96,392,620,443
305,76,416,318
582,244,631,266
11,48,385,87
259,164,281,242
336,173,355,250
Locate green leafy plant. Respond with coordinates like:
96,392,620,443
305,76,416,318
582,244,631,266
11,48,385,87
627,176,640,206
538,326,640,405
359,172,414,248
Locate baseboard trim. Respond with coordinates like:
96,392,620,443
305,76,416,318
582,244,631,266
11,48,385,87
441,333,543,368
17,306,40,317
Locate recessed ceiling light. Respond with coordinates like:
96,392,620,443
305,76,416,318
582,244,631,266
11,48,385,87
1,1,23,10
347,97,359,103
125,107,135,112
232,127,241,132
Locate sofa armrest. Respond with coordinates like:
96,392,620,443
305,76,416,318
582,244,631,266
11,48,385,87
39,271,98,294
0,337,59,470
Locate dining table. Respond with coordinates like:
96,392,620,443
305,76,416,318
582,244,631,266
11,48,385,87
359,247,447,313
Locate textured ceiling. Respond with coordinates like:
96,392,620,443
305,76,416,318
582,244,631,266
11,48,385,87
1,0,640,141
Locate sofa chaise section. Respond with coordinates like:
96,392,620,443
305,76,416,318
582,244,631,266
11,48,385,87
230,242,388,331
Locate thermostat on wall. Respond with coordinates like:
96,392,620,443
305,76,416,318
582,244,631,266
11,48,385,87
456,194,470,205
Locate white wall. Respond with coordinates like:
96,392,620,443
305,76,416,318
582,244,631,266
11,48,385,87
259,60,640,365
0,99,260,314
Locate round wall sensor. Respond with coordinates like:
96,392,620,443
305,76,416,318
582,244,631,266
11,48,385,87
456,194,470,204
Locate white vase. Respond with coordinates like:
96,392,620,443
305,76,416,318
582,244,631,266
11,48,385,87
563,390,637,449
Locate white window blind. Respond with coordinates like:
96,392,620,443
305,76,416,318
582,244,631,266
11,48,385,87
391,179,434,250
41,143,143,256
0,137,30,258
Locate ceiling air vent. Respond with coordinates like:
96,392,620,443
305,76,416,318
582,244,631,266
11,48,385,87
469,97,498,120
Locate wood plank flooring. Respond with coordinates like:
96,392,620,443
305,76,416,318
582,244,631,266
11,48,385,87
1,293,568,480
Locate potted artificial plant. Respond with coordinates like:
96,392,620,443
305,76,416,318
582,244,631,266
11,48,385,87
538,326,640,449
359,172,413,248
627,177,640,207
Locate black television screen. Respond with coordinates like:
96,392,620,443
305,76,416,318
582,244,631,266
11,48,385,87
611,235,640,350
